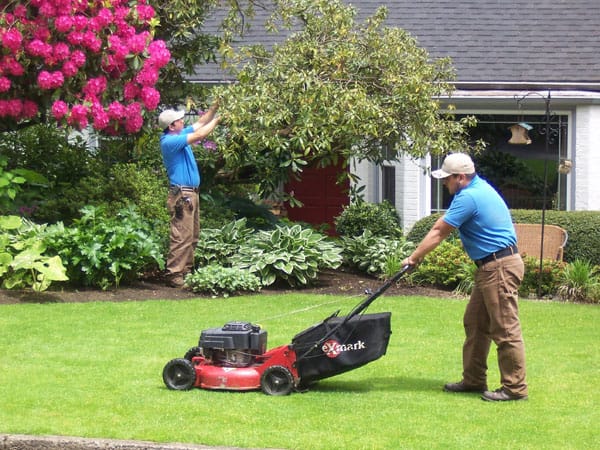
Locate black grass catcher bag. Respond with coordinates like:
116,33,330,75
291,312,392,385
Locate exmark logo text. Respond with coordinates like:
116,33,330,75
322,339,366,359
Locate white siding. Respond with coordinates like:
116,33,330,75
574,105,600,210
396,154,430,232
351,155,432,233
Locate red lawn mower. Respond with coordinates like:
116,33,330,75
162,265,411,395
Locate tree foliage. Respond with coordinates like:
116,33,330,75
213,0,476,198
151,0,269,106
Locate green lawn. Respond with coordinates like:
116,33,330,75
0,293,598,449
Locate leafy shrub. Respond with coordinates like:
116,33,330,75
453,260,478,296
409,239,472,288
405,212,441,243
335,200,402,237
0,157,42,215
519,256,565,298
230,224,343,287
556,259,600,303
2,124,104,224
195,218,255,266
44,206,164,290
341,230,414,276
185,265,262,297
0,216,68,291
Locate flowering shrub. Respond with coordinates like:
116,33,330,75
0,0,170,133
519,256,565,298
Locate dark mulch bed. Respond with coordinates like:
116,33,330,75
0,268,457,305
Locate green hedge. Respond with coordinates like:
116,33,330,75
407,209,600,264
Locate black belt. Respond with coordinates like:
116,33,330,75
475,245,519,267
171,185,198,193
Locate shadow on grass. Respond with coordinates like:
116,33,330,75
306,376,445,393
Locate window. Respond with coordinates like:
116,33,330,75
382,165,395,205
431,113,569,212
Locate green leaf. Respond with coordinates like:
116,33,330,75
0,215,22,230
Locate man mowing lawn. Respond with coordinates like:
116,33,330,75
402,153,528,402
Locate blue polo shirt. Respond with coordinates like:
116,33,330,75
443,175,516,260
160,125,200,187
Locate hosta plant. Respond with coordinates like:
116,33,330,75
342,230,414,277
0,215,68,291
185,264,262,297
230,224,343,287
195,218,255,266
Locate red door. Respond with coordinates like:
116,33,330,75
284,161,349,235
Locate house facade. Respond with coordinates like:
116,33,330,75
192,0,600,232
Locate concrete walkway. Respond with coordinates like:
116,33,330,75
0,434,283,450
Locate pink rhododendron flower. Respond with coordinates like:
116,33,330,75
72,15,88,31
135,66,159,86
140,86,160,110
37,70,64,89
2,56,24,76
123,82,140,101
51,100,69,120
91,102,110,129
107,101,126,120
124,102,143,133
82,31,102,52
61,61,78,77
147,40,171,66
22,100,38,119
1,28,23,52
70,50,86,67
0,76,11,93
136,4,155,21
95,8,114,28
0,0,170,132
68,104,89,129
38,2,57,17
26,39,53,58
0,99,23,118
83,76,107,98
53,42,70,62
54,15,73,33
67,31,84,46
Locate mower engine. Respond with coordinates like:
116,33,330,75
199,321,268,367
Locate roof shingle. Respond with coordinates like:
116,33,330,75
192,0,600,86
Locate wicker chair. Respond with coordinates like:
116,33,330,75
514,223,568,261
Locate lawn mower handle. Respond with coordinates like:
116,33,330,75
344,264,414,320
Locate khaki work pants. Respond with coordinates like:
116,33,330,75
166,187,199,279
462,253,528,397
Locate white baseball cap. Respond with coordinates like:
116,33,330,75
158,109,185,129
431,153,475,179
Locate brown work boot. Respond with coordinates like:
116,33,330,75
166,274,185,288
481,388,528,402
443,381,487,393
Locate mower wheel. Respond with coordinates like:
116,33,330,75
184,346,202,361
162,358,196,390
260,365,294,396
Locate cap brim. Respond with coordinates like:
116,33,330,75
431,169,451,179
